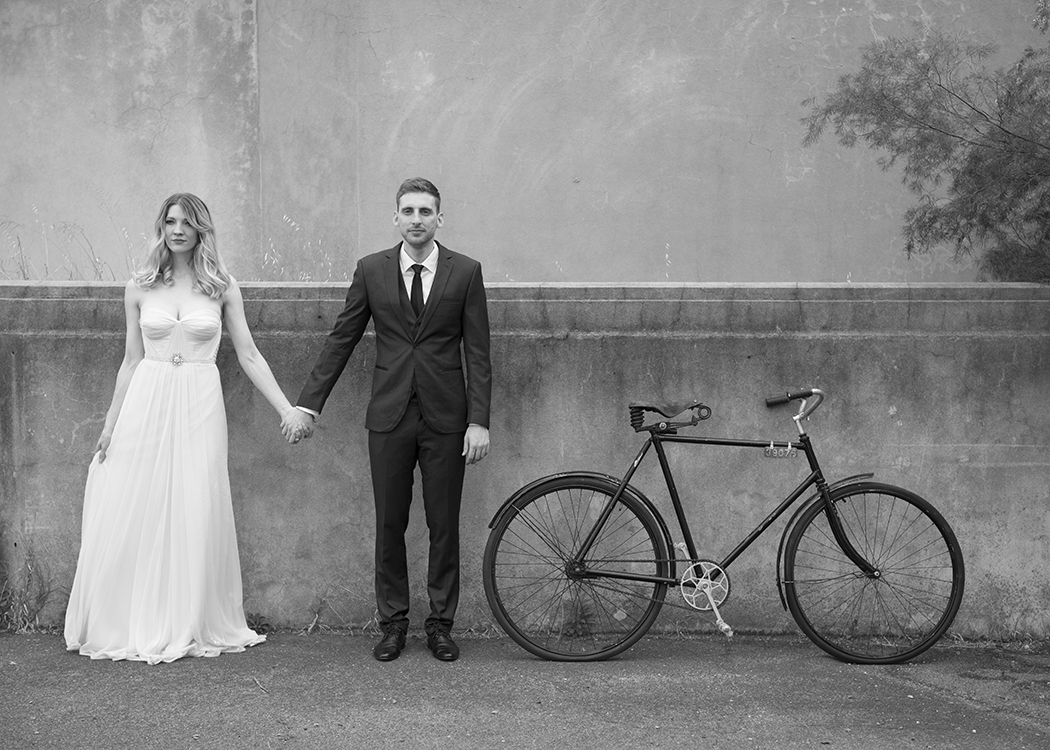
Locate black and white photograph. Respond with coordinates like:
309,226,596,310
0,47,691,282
1,1,1048,748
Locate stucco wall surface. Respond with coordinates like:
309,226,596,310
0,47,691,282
0,0,259,280
2,1,1046,283
2,281,1049,639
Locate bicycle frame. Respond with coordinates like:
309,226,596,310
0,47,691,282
573,428,879,587
484,388,963,665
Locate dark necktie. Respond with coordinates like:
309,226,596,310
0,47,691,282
410,264,424,316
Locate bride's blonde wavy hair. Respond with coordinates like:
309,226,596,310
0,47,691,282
133,193,231,299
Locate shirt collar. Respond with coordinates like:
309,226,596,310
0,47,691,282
399,242,439,274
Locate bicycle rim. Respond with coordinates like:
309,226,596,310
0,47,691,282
483,476,669,661
784,482,965,664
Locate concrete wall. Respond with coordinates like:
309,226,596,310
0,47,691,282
0,0,259,281
2,1,1046,284
2,281,1049,639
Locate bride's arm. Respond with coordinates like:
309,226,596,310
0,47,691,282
96,280,146,461
222,278,296,421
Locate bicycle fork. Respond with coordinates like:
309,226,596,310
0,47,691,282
796,433,880,579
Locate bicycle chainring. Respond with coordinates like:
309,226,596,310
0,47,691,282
680,560,731,611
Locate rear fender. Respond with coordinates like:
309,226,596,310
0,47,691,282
488,472,676,575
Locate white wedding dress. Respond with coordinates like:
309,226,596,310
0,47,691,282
64,306,264,663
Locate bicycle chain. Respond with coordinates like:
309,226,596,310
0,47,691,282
580,569,723,615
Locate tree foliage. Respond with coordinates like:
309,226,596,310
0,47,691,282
803,24,1050,281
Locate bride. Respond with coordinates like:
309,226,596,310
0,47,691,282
64,193,303,663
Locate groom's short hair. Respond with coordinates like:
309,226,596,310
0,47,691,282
396,178,440,212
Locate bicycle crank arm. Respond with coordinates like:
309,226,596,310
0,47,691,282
703,588,734,638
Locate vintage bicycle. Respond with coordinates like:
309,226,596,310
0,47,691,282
482,388,965,665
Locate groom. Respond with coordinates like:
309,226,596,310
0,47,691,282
284,178,492,662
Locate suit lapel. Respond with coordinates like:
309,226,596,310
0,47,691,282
416,243,453,337
383,246,414,334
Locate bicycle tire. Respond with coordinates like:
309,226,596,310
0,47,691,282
483,475,670,661
784,481,964,664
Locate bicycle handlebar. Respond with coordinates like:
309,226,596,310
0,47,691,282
766,388,826,429
765,389,816,407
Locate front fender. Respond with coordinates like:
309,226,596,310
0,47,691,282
774,473,875,610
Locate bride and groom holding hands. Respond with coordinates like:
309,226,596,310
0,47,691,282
64,177,491,665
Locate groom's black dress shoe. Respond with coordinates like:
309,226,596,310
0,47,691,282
426,631,460,662
373,626,406,662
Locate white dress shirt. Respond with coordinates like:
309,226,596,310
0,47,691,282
399,243,438,304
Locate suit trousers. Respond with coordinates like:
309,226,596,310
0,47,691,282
368,398,466,634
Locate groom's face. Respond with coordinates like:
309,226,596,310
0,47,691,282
395,192,442,252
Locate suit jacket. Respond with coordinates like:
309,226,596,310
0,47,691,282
297,242,492,434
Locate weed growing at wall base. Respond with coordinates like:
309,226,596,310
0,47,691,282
245,612,274,635
0,541,54,633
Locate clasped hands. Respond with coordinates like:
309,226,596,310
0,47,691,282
281,408,315,445
281,408,490,464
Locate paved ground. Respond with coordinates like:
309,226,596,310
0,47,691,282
2,631,1048,750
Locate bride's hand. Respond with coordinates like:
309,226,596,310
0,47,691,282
281,408,313,444
95,427,114,463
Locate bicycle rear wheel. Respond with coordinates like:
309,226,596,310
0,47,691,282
784,481,964,664
483,476,670,661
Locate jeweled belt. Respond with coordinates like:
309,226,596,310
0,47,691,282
145,353,216,366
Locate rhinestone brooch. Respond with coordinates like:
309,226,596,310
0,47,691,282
171,353,185,366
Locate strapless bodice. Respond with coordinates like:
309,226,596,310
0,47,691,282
140,307,222,364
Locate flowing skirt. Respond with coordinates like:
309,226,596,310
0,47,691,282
64,360,264,664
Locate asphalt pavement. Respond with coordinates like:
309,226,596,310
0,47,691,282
2,631,1048,749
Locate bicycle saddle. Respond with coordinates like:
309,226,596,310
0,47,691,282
629,399,706,419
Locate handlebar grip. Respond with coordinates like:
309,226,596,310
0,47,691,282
765,389,815,407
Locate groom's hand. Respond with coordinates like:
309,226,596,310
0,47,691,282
463,424,490,465
282,408,315,444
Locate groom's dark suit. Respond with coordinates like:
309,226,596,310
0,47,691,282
296,241,491,634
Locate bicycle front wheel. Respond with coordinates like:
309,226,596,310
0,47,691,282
784,482,964,664
483,476,670,661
